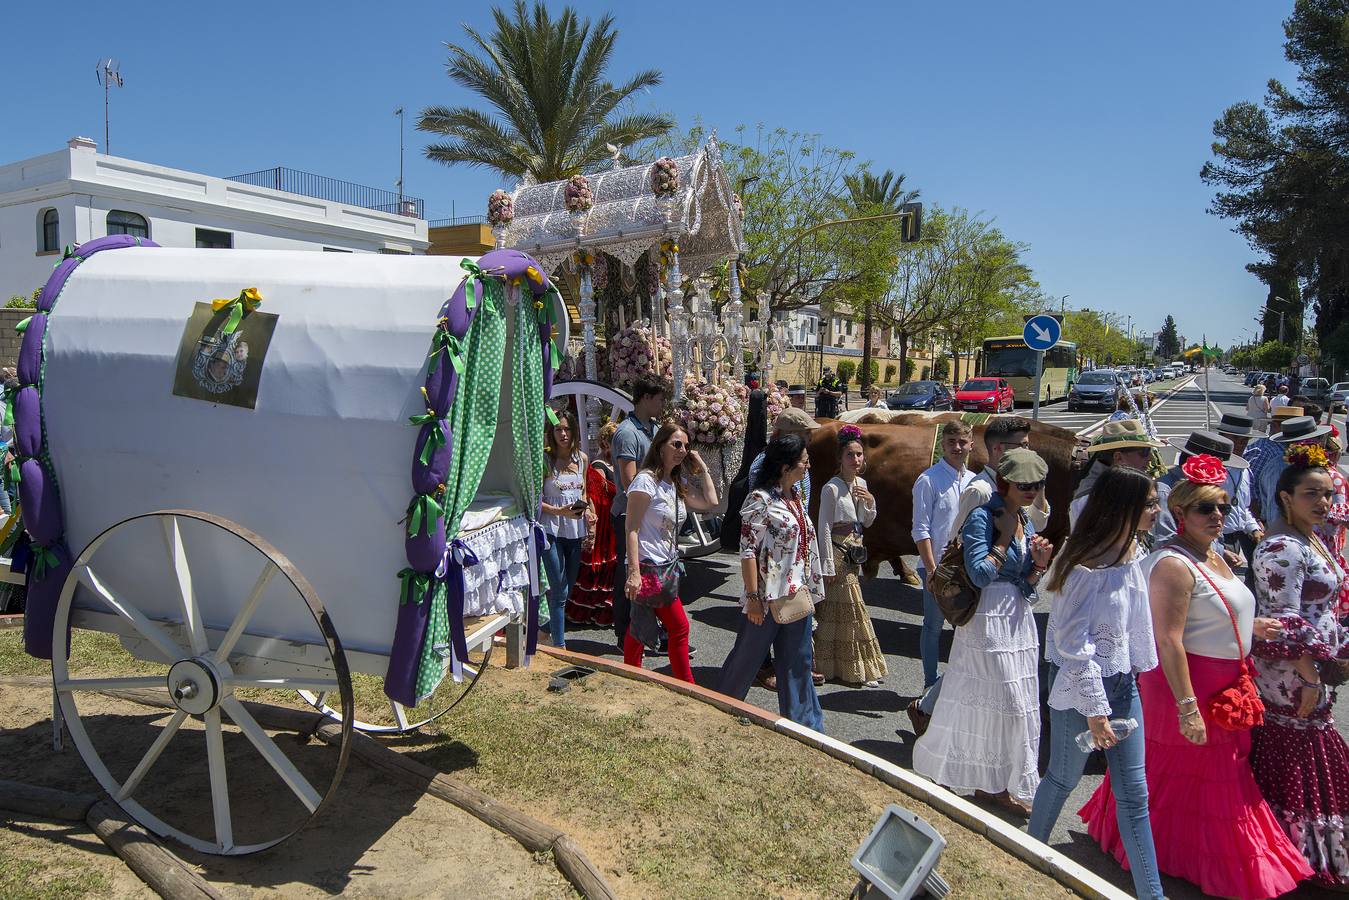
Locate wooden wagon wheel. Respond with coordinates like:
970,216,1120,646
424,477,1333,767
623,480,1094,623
51,510,353,855
296,638,493,734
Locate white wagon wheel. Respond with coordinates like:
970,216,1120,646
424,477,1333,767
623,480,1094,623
297,639,493,734
52,509,353,855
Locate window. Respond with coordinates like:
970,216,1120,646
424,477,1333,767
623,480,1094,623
106,210,149,239
39,209,59,252
195,228,232,249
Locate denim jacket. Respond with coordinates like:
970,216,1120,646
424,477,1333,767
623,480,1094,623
961,492,1037,599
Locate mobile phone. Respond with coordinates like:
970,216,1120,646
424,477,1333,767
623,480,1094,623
570,500,588,512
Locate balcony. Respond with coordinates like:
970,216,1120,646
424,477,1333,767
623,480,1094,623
225,167,425,219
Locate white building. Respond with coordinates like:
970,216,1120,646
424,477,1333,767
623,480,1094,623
0,137,430,299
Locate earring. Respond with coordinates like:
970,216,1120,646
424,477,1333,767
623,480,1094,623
1176,519,1185,536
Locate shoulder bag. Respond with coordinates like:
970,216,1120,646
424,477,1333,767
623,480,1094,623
832,481,869,567
634,480,682,609
929,532,979,627
767,492,816,625
1182,550,1265,731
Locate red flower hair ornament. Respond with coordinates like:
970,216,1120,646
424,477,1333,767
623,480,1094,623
1180,454,1227,486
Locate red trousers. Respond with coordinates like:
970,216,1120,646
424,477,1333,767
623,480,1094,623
623,598,694,683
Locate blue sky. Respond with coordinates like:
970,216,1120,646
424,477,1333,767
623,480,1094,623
2,1,1295,349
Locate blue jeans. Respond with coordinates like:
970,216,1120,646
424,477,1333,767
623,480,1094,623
541,535,583,648
1029,666,1162,900
917,569,943,689
717,611,823,731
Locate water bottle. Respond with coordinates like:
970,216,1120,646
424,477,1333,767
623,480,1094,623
1075,717,1138,752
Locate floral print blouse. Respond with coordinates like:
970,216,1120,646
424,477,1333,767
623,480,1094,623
739,486,827,609
1253,532,1348,682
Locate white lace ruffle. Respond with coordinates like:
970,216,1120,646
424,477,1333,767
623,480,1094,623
456,514,531,616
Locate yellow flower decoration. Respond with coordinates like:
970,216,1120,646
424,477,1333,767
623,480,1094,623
1285,443,1330,469
525,265,543,285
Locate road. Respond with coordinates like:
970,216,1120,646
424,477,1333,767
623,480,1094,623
559,371,1345,899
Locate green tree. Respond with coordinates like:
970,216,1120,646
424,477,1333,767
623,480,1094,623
884,363,897,383
419,1,674,182
1254,340,1295,371
835,360,856,383
1157,315,1181,359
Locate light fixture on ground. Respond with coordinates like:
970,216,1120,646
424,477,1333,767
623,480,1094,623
848,804,950,899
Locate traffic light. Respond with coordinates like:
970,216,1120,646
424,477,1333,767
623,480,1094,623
900,202,923,243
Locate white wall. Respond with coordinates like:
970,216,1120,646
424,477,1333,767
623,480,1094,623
0,140,429,300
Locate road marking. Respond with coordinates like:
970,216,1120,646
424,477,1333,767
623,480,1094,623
1072,376,1199,438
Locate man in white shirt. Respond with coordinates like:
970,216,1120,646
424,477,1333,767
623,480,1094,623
1269,385,1291,413
908,415,1050,736
910,421,976,721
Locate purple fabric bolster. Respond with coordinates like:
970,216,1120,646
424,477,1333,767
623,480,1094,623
19,458,61,545
13,387,42,458
16,314,46,386
381,578,436,707
405,515,447,573
411,420,452,495
22,540,71,660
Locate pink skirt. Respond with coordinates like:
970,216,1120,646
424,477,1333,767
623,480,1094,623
1080,654,1312,900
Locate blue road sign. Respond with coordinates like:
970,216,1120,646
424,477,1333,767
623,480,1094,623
1023,314,1062,352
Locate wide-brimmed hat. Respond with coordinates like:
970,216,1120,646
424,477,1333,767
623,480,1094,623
1166,430,1249,468
1215,413,1255,438
997,447,1048,483
787,384,807,396
1087,419,1162,455
1272,405,1305,420
1272,415,1333,444
773,408,821,432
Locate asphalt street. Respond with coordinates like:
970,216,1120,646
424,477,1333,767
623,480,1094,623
559,372,1347,899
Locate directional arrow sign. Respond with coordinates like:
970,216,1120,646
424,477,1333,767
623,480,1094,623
1023,314,1062,352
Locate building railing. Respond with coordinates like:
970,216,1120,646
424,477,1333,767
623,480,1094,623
225,167,425,219
427,215,488,227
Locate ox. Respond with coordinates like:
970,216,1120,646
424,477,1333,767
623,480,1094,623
806,415,1081,579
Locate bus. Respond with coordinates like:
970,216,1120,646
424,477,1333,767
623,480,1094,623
978,336,1078,405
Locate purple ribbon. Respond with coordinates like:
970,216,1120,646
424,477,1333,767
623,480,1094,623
441,537,480,678
526,523,549,658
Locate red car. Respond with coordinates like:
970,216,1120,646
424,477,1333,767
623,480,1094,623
955,378,1015,412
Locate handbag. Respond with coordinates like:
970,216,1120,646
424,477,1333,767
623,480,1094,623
633,486,682,609
768,586,814,625
928,533,980,627
1185,553,1265,731
832,485,869,565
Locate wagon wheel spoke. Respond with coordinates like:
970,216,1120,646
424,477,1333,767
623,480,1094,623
214,561,277,661
79,565,183,661
220,697,321,813
54,675,165,693
116,708,188,801
161,516,207,655
391,701,410,731
226,676,340,694
203,708,234,852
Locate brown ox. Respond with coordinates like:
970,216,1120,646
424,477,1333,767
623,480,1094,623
807,417,1081,579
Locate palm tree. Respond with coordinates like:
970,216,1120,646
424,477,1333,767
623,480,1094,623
841,169,919,390
419,1,676,184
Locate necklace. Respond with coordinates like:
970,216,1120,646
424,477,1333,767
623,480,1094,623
1300,526,1339,572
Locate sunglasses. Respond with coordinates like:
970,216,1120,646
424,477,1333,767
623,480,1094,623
1192,501,1232,517
1014,481,1045,492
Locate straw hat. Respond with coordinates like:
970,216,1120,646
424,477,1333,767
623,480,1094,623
1272,405,1305,420
1086,419,1163,455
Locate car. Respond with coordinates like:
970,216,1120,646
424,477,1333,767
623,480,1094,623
886,380,954,411
955,377,1015,413
1301,377,1332,405
1067,369,1122,411
1329,382,1349,412
1245,371,1260,386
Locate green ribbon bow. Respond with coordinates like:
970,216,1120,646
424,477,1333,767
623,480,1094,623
211,288,262,336
538,287,564,371
14,316,31,335
459,259,483,312
406,492,445,537
8,457,21,487
409,412,448,465
545,407,560,426
3,392,13,429
397,567,431,606
32,545,60,580
427,327,465,376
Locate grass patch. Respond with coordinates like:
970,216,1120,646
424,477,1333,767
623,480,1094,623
0,845,110,900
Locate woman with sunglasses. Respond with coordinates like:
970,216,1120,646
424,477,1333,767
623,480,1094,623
912,448,1054,818
622,422,719,682
1029,466,1163,899
1250,446,1349,890
1082,455,1308,900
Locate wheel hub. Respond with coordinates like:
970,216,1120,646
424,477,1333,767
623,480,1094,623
167,658,222,715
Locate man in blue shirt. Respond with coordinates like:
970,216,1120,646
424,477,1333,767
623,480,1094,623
610,374,667,650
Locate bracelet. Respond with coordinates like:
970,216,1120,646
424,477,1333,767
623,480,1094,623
744,590,761,603
989,547,1008,563
1179,708,1203,720
1176,696,1198,709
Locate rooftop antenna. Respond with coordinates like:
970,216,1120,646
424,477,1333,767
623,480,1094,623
394,107,405,210
95,58,124,155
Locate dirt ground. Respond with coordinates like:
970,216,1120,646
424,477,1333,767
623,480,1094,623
1,627,1078,898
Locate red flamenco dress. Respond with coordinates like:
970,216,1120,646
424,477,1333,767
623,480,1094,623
568,460,616,627
1080,548,1312,899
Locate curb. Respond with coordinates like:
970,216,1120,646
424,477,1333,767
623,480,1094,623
0,613,22,630
535,645,1130,900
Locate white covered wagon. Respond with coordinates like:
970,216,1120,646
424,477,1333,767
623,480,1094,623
15,235,566,853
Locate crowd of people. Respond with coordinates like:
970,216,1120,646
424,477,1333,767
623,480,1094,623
535,371,1349,899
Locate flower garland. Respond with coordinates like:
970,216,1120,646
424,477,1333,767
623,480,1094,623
677,377,747,446
650,157,680,197
487,189,514,227
608,323,672,389
765,382,788,421
1286,443,1330,469
564,174,593,213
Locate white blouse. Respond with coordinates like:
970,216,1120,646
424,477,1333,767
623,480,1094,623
817,475,877,577
1044,554,1158,718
